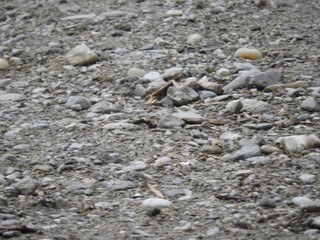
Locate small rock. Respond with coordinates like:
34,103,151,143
243,123,274,130
201,145,223,155
246,156,272,164
127,68,146,77
231,145,261,161
187,33,203,45
89,101,117,113
146,208,161,217
292,196,312,207
13,177,39,195
166,9,183,16
255,0,268,7
157,114,185,129
216,68,230,76
0,58,9,70
0,93,23,102
206,228,220,236
301,200,320,212
276,135,320,154
172,111,204,120
61,13,96,20
235,170,254,177
167,86,199,105
65,96,92,110
241,99,271,113
198,76,223,94
226,99,243,113
101,180,134,190
248,70,282,90
223,69,261,92
234,48,263,60
299,174,316,184
153,157,173,167
142,198,172,208
309,217,320,229
143,71,163,82
103,123,137,130
119,161,147,172
133,84,147,97
65,44,99,66
199,90,217,99
260,145,281,154
259,198,276,208
162,67,183,79
301,97,320,112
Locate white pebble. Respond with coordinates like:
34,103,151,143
127,67,146,77
292,196,312,206
154,157,173,167
166,10,183,16
187,33,203,45
0,58,9,70
299,174,316,184
142,198,172,208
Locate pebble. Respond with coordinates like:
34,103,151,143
162,67,183,79
65,96,92,110
143,71,163,82
142,198,172,208
234,48,263,60
103,123,137,130
157,114,185,129
276,135,320,154
0,93,23,102
101,180,135,190
259,198,276,208
167,86,199,105
301,97,320,112
186,33,203,45
260,145,281,154
299,174,316,184
225,99,243,113
166,9,183,16
223,69,261,92
13,177,39,195
65,44,99,66
231,145,262,161
255,0,268,7
309,217,320,229
127,68,146,77
198,76,223,94
246,156,272,164
201,145,223,155
89,101,118,113
0,58,9,70
153,157,173,167
300,200,320,212
119,160,147,173
292,196,312,207
240,99,271,113
248,70,282,90
206,228,220,236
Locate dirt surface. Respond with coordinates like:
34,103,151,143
0,0,320,239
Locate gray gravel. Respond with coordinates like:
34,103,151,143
1,0,320,239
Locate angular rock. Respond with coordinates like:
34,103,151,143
153,157,173,167
162,67,183,79
248,70,282,90
225,99,243,113
167,86,199,105
89,101,118,113
157,114,185,129
65,96,92,110
13,177,39,195
119,161,147,173
301,97,320,112
198,76,223,94
241,99,271,113
276,135,320,155
223,69,261,92
65,44,99,66
231,145,261,161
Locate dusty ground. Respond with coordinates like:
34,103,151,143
0,0,320,239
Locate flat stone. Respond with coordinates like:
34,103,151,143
143,71,163,82
119,161,147,172
65,44,99,66
154,157,173,167
166,9,183,16
234,48,263,60
276,135,320,154
299,174,316,184
172,111,204,120
0,93,23,102
223,69,261,92
103,123,137,130
167,86,199,105
198,76,223,94
61,13,96,20
101,180,134,190
246,156,272,164
142,198,172,208
292,196,312,207
241,99,271,113
187,33,203,44
157,114,185,129
231,145,261,161
225,99,243,113
13,177,39,195
162,67,183,79
248,70,282,90
301,97,320,112
65,96,92,110
127,68,146,77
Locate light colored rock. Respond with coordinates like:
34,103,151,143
61,13,96,20
187,33,203,44
301,97,320,112
231,145,261,161
95,11,127,21
216,68,230,76
154,157,173,167
65,44,99,66
157,114,185,129
198,76,223,94
223,69,261,92
102,180,134,190
276,135,320,155
234,48,263,60
65,96,92,110
235,170,254,177
103,123,137,130
241,99,271,113
143,71,163,82
172,111,204,120
300,200,320,212
0,58,9,70
162,67,183,79
119,161,147,173
127,67,146,77
89,101,117,113
142,198,172,208
146,79,166,93
260,145,281,154
248,70,282,90
9,57,22,65
292,196,312,207
166,9,183,16
0,93,23,102
167,86,199,105
246,156,272,164
13,177,39,195
299,174,316,184
220,132,241,141
226,99,243,113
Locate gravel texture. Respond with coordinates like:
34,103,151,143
1,0,320,239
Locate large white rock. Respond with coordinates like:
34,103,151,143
65,44,99,66
0,58,9,70
276,135,320,155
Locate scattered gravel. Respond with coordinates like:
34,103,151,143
1,0,320,239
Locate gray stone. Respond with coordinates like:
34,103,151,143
119,161,147,172
127,68,146,77
146,79,166,94
133,84,147,97
13,177,39,195
243,123,274,130
276,135,320,154
142,198,172,208
162,67,183,79
248,70,282,90
259,198,276,208
246,156,272,164
199,90,217,99
101,180,134,190
65,44,99,66
198,76,223,94
231,145,261,161
143,71,163,82
0,93,23,102
223,69,261,92
154,157,173,167
299,174,316,184
167,86,199,105
103,123,137,130
292,196,312,207
301,200,320,212
61,13,96,20
301,97,320,112
172,111,204,120
65,96,92,110
186,33,203,45
201,145,223,155
241,99,271,113
226,99,243,113
89,101,117,113
157,114,185,129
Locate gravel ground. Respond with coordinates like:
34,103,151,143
1,0,320,239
